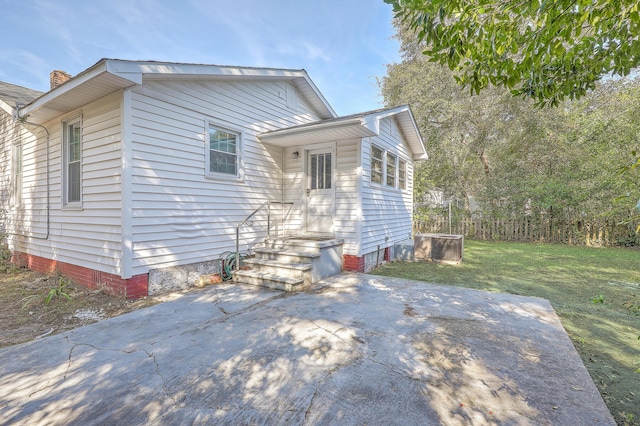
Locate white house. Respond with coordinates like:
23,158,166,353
0,59,427,298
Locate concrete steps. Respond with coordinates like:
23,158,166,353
233,237,344,292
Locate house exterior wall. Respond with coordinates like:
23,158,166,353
358,116,414,266
334,139,361,255
281,139,360,255
126,79,323,292
2,91,125,280
282,146,304,235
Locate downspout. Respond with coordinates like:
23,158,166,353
12,104,50,240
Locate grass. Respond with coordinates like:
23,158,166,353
373,240,640,426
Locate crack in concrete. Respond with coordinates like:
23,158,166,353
59,337,175,406
188,291,291,332
302,352,366,424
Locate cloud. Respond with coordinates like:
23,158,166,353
274,41,332,63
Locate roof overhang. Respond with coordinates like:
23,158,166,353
358,105,427,160
258,117,377,147
259,104,428,160
17,61,140,124
17,59,337,125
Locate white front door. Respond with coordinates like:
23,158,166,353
305,148,335,234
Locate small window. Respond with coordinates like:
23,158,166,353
13,141,22,204
208,125,239,177
399,159,407,190
310,152,332,189
386,152,397,187
63,117,82,205
371,144,383,184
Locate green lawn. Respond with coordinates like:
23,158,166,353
373,240,640,426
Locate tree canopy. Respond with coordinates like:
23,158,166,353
380,18,640,226
385,0,640,106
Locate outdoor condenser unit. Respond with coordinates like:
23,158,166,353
414,233,463,264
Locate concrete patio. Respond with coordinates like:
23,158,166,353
0,273,614,425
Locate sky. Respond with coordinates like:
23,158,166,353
0,0,401,116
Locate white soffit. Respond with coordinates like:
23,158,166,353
258,118,377,147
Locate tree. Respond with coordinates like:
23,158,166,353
385,0,640,107
382,20,570,217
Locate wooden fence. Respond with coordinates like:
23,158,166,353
414,216,640,247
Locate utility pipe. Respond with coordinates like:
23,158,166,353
12,105,50,240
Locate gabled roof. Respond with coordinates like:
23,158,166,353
259,105,428,160
0,81,43,116
14,59,337,124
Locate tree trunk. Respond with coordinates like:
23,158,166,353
477,148,491,178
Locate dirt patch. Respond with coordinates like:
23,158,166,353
0,267,159,349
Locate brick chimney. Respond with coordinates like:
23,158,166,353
50,70,72,90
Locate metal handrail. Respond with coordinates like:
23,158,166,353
235,201,294,271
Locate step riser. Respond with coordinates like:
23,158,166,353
263,239,339,251
257,253,316,263
248,264,311,283
234,274,306,292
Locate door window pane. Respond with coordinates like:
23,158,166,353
310,153,332,190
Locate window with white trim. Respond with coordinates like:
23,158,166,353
13,141,22,204
369,142,408,191
371,144,383,184
63,117,82,205
207,124,240,178
399,159,407,190
386,152,397,187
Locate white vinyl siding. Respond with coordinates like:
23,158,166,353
333,140,361,254
0,91,124,275
127,79,322,274
360,116,414,256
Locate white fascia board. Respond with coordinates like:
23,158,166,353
0,98,14,116
17,59,142,118
106,60,336,119
360,105,412,134
297,70,337,119
259,117,373,141
362,105,428,161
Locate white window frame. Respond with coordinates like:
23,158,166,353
370,142,408,191
371,144,384,184
62,115,83,207
205,121,243,181
12,140,22,206
386,151,397,187
399,159,407,190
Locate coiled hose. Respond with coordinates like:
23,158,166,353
219,251,250,281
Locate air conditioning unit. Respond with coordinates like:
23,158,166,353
414,233,463,264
